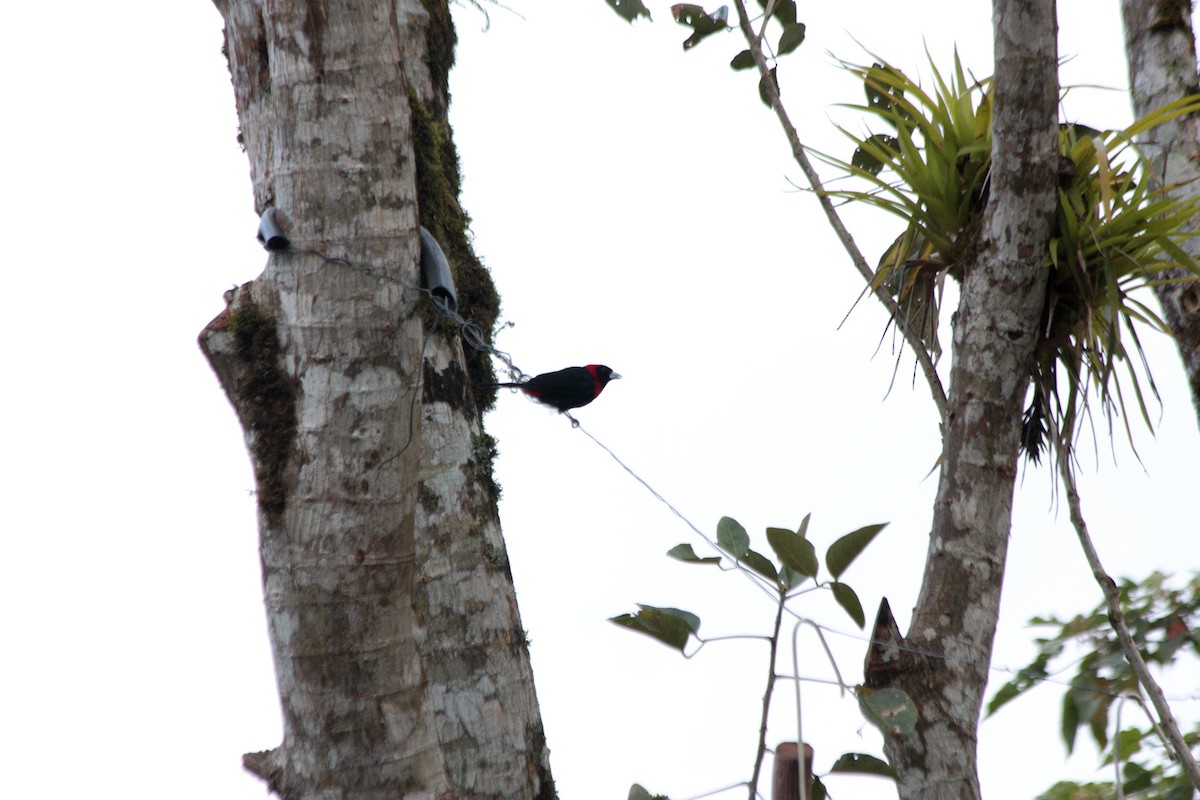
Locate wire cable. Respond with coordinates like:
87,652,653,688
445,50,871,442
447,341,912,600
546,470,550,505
282,242,1200,713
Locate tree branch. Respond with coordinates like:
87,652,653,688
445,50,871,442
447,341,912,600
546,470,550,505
1055,440,1200,790
729,0,948,424
748,595,786,800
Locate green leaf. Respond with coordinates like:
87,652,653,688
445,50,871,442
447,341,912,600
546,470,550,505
810,776,828,800
767,527,818,577
655,605,700,633
828,752,898,779
671,4,729,50
666,543,721,564
780,564,809,590
985,681,1022,717
759,0,797,25
758,66,779,108
1114,727,1144,762
858,687,918,738
831,581,866,628
605,0,652,22
1061,690,1080,753
610,605,700,652
716,516,750,557
1087,691,1110,751
739,549,777,582
864,62,908,116
1036,780,1115,800
778,22,806,55
1163,780,1197,800
730,49,755,71
628,784,669,800
1123,762,1153,793
825,523,887,579
797,513,811,538
852,134,900,176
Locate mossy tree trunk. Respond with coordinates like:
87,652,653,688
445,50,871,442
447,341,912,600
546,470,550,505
199,1,554,797
1121,0,1200,419
863,2,1060,798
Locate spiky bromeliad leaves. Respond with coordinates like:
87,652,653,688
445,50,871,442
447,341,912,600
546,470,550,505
816,52,1200,462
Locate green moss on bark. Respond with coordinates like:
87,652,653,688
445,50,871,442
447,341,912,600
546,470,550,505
1150,0,1191,32
228,300,298,526
419,0,457,113
527,719,558,800
466,432,502,506
407,7,501,411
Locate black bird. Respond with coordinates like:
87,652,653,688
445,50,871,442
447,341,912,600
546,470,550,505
490,365,620,412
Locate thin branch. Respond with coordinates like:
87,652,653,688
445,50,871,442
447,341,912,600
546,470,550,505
790,619,811,800
748,595,787,800
729,0,948,424
1055,437,1200,790
756,0,776,43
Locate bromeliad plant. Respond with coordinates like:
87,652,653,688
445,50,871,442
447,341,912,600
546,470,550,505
817,52,1200,461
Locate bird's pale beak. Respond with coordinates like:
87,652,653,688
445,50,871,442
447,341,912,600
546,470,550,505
610,372,622,380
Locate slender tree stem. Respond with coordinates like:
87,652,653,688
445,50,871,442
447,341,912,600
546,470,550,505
749,595,787,800
729,0,948,423
1055,441,1200,789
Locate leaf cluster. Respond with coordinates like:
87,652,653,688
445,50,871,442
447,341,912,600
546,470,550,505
612,514,904,799
825,53,992,267
1035,726,1200,800
818,53,1200,461
664,1,807,107
990,572,1200,798
668,2,805,55
611,515,886,651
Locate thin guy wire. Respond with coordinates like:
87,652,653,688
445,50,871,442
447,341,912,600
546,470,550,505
294,245,1200,712
291,246,529,383
579,409,1200,710
573,421,789,609
575,419,1200,709
573,421,1129,701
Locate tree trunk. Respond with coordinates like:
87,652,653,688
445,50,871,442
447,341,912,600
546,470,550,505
199,2,553,797
1120,0,1200,419
864,2,1060,798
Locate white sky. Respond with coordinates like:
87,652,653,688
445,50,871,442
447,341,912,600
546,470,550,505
2,2,1198,799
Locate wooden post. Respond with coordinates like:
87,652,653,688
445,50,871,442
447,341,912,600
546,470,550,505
772,742,814,800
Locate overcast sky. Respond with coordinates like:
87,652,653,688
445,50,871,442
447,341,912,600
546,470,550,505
3,2,1199,799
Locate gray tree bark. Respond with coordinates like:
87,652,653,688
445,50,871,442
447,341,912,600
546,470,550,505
199,2,554,798
864,2,1060,798
1121,0,1200,419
